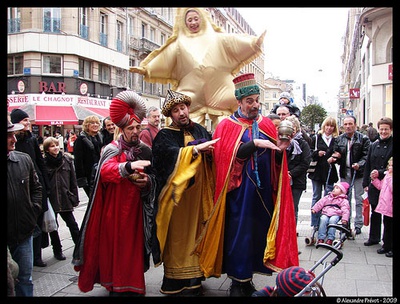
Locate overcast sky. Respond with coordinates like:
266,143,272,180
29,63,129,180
236,7,350,110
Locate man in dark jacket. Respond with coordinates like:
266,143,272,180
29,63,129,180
7,120,42,296
330,115,370,235
11,108,65,265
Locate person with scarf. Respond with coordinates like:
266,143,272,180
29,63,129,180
362,117,393,247
72,90,157,296
73,115,103,199
151,90,219,296
285,115,312,226
308,117,340,231
194,73,299,297
42,136,80,247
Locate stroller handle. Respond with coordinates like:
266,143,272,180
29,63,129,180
327,223,350,235
315,243,343,266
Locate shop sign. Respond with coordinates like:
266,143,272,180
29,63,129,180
39,81,66,93
349,88,360,99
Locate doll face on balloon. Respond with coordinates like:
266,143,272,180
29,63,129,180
185,10,202,33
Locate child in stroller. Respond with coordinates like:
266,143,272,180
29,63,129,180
253,223,351,297
311,182,350,245
252,266,315,297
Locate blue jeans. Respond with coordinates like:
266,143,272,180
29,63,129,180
341,169,364,229
9,236,34,296
318,215,340,241
311,180,334,227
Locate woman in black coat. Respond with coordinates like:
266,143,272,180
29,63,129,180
73,115,103,199
286,115,312,225
43,137,80,246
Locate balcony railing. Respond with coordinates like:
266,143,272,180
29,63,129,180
80,24,89,39
116,39,123,52
43,17,61,33
8,18,20,33
100,32,108,47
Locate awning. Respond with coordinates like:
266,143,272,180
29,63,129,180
85,107,110,119
35,106,79,125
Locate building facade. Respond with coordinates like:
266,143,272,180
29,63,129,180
338,7,392,126
7,7,265,136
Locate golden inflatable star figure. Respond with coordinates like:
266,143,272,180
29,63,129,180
130,7,266,126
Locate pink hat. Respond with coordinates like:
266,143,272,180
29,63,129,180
334,182,350,194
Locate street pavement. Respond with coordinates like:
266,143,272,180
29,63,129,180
32,177,393,297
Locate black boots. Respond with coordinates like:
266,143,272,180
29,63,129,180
229,280,256,297
54,251,66,261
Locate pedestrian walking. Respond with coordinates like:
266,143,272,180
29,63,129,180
362,117,393,247
308,116,340,230
10,108,62,267
100,116,116,148
43,136,80,247
139,106,161,148
286,114,312,226
74,115,103,198
7,120,43,296
330,115,370,235
66,131,77,155
371,157,392,257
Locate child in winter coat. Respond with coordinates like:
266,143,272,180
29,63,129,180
312,182,350,245
371,157,393,257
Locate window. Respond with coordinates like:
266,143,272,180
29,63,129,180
116,21,123,52
141,23,147,38
150,27,155,42
7,7,20,33
116,68,126,87
8,55,23,75
100,13,108,47
128,16,135,36
79,59,92,79
43,8,61,33
99,64,109,83
42,55,62,74
160,33,165,45
79,7,89,39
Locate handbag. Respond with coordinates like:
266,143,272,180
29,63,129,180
307,136,318,173
42,199,58,233
362,192,370,226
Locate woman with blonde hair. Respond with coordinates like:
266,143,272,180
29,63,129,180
308,116,339,230
73,115,103,198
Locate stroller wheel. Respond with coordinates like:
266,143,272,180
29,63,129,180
348,229,356,240
305,236,316,246
332,239,342,249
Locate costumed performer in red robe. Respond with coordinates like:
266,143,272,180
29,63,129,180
194,73,299,297
72,90,157,296
130,7,265,127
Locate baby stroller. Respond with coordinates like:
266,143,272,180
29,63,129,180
305,169,355,246
253,224,350,297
